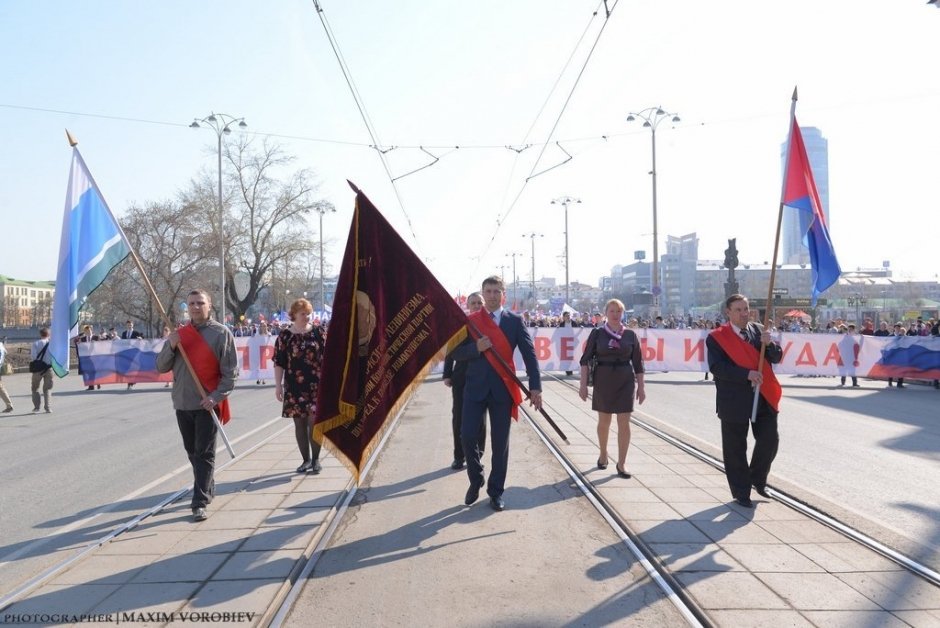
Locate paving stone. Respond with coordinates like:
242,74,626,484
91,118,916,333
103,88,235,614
97,530,191,556
239,525,318,552
130,553,230,584
694,520,781,545
3,584,119,617
676,571,788,609
631,519,713,544
163,528,251,555
801,610,914,627
708,609,815,627
836,571,940,611
759,519,849,544
721,543,827,573
213,549,301,581
792,542,906,572
89,581,200,616
51,554,157,585
757,572,881,610
648,542,744,572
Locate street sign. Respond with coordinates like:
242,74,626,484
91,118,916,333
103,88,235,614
772,288,788,295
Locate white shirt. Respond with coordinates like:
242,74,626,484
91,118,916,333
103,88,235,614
487,307,504,326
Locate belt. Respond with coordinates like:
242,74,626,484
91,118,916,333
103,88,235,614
595,360,629,367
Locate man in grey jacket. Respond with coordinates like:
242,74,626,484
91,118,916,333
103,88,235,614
157,289,238,522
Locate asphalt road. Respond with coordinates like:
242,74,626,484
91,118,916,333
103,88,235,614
2,368,938,601
0,372,288,596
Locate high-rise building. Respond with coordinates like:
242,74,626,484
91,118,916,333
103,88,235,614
661,233,699,315
780,127,829,265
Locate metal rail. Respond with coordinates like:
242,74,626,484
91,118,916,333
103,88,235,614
545,372,940,589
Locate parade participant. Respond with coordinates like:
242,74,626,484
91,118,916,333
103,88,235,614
157,289,238,522
450,276,541,511
442,292,486,470
0,338,13,413
29,327,54,413
706,294,783,508
121,320,144,389
578,298,645,478
274,298,326,474
77,324,99,390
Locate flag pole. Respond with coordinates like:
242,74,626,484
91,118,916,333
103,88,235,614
749,87,798,423
465,318,569,444
65,130,236,458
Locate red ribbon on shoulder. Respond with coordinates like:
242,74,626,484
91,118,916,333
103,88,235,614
709,323,782,413
467,310,523,420
178,324,231,425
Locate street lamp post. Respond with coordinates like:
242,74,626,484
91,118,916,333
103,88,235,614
506,252,522,310
522,233,543,310
190,112,248,324
551,196,581,305
626,106,680,318
313,202,336,313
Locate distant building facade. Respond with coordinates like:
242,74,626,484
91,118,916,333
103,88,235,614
0,275,55,327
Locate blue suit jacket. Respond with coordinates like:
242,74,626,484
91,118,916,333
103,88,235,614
451,310,541,405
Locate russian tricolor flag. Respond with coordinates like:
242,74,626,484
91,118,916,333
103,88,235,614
50,148,131,376
782,117,842,306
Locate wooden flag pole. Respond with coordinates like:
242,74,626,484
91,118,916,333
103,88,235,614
65,130,236,458
750,87,798,423
465,318,570,444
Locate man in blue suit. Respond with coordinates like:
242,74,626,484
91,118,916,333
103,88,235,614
451,276,542,511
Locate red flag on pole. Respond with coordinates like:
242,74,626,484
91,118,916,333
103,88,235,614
315,184,468,483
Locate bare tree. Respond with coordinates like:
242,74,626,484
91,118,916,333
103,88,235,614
217,137,322,321
85,200,213,335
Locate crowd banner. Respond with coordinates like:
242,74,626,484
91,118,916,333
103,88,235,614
76,330,940,386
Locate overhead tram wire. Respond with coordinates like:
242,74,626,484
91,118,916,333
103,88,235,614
468,0,622,283
310,0,420,244
473,3,606,287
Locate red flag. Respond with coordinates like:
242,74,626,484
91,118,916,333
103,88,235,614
315,185,468,482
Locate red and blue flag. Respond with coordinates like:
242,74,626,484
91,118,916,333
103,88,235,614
782,117,841,305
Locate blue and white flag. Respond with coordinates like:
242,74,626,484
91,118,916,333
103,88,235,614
50,148,131,376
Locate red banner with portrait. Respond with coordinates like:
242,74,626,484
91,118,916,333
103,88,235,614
315,184,468,483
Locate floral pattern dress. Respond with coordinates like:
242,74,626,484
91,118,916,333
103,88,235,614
273,326,325,419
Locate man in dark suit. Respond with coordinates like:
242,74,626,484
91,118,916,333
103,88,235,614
706,294,783,508
452,276,542,511
121,320,145,389
442,292,486,470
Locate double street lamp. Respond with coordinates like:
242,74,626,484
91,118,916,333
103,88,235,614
505,252,523,310
190,112,248,325
313,201,336,313
522,233,544,310
551,196,581,305
626,106,680,317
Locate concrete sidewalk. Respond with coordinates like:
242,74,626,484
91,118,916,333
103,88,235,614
3,378,939,627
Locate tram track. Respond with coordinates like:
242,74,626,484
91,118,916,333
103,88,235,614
541,372,940,591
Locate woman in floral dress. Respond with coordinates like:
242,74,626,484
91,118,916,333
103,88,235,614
274,299,326,473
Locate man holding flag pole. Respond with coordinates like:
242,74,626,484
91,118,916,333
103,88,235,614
52,131,238,521
707,88,841,509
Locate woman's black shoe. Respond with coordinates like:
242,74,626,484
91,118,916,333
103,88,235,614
597,458,608,470
616,464,631,479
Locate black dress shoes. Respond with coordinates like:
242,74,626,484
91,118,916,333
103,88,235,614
753,485,770,498
734,496,754,508
451,459,465,470
489,496,505,511
464,478,485,505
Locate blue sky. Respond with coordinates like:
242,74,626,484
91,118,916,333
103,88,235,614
2,0,939,295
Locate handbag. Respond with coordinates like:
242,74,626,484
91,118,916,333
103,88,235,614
29,344,50,373
585,329,598,387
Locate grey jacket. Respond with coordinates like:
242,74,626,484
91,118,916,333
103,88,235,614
157,320,238,411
